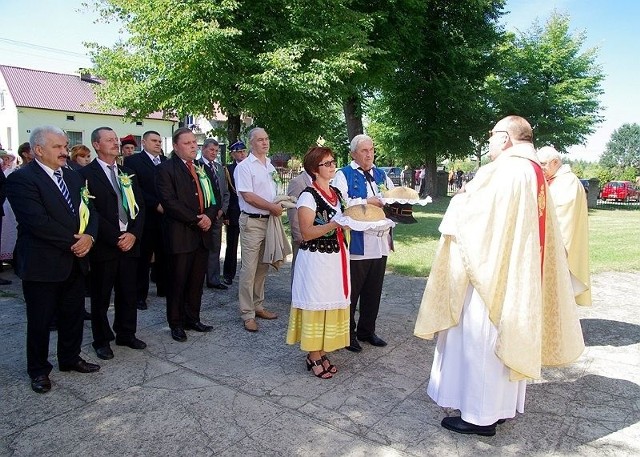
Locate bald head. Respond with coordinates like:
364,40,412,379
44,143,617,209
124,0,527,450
488,115,533,161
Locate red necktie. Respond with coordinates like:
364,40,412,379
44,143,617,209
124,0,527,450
186,161,204,214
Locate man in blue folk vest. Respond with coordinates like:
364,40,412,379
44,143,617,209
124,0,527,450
333,134,394,352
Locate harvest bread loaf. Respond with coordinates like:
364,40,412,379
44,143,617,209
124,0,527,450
382,186,419,200
344,204,386,222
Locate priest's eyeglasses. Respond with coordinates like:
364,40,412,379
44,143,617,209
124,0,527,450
488,130,509,139
318,160,338,168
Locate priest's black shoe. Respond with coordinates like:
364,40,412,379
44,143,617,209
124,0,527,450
0,277,12,285
59,358,101,373
136,300,148,310
31,374,52,394
441,416,496,437
95,345,114,360
358,334,387,347
171,327,187,342
345,337,362,353
116,337,147,350
207,282,228,290
186,321,213,332
222,277,233,286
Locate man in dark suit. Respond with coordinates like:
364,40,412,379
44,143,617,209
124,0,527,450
80,127,146,361
0,158,13,285
156,127,217,342
198,138,230,290
7,125,100,394
124,130,167,309
222,141,247,285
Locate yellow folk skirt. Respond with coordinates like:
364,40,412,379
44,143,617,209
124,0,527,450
286,307,350,352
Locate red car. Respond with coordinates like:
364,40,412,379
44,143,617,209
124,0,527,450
600,181,640,202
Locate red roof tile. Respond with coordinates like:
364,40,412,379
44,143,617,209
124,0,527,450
0,65,171,120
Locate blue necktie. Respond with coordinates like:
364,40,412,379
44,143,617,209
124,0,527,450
54,169,74,213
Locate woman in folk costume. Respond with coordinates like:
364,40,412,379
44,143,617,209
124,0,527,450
286,147,350,379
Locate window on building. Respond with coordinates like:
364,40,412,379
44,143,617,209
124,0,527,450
6,127,12,150
136,121,143,126
66,131,83,147
0,91,5,110
66,115,75,121
133,135,142,151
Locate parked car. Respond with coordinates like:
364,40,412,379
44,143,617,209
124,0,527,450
579,179,590,194
379,166,402,186
600,181,640,202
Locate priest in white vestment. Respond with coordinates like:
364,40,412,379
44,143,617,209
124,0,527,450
414,116,585,436
537,146,591,306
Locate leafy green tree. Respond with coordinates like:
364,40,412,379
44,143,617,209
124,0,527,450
367,0,505,195
87,0,371,151
487,12,605,151
600,123,640,170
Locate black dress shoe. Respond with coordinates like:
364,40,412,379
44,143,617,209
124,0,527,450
59,358,101,373
116,337,147,350
345,338,362,353
95,345,114,360
0,277,12,285
185,321,213,332
358,334,387,347
207,282,228,290
222,277,232,286
31,374,52,394
171,327,187,342
441,416,496,437
136,300,148,310
83,309,91,320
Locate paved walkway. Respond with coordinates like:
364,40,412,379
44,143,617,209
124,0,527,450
1,265,639,456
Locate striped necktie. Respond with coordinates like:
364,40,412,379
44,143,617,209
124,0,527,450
108,165,129,224
53,169,74,213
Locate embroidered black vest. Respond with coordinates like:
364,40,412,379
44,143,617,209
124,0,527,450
299,186,346,254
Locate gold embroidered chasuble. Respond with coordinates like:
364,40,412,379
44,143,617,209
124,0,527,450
548,164,591,306
414,143,585,381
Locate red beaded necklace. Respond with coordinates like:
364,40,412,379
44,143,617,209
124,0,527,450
313,181,338,206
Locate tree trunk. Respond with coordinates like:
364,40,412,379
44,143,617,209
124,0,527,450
424,155,439,197
225,113,242,164
343,93,364,141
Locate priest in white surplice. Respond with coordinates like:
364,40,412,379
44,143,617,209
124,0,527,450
414,116,585,437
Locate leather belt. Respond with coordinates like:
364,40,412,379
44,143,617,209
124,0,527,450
242,211,269,219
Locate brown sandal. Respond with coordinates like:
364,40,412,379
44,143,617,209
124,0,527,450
321,355,337,374
305,356,333,379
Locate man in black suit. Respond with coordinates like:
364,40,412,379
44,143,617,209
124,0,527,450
124,130,167,309
0,159,13,285
198,138,230,290
80,127,146,361
6,125,100,393
222,141,247,285
156,127,217,342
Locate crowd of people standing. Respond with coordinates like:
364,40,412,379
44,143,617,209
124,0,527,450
4,117,590,440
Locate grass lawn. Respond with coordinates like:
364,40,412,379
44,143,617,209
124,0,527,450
386,197,640,277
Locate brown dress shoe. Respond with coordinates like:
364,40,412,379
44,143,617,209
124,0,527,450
255,309,277,320
244,318,258,332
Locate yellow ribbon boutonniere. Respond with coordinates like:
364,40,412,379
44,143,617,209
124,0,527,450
117,171,139,219
79,180,95,234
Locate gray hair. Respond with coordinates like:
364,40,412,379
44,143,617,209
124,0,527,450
30,125,66,150
202,138,219,149
537,146,561,163
350,134,373,153
248,127,266,142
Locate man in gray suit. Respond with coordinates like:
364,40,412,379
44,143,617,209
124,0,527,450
199,139,230,290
